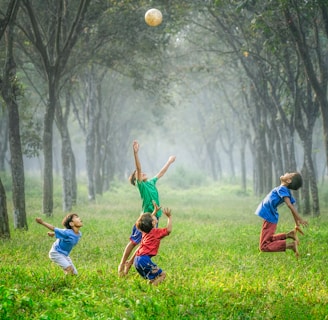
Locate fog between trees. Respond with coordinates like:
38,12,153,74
0,1,327,232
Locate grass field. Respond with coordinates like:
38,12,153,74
1,178,327,319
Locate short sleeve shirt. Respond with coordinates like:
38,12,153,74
53,228,81,256
136,177,162,217
255,186,296,224
136,228,169,257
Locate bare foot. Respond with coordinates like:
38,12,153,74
287,229,299,244
118,264,124,277
286,240,299,258
291,241,299,259
123,260,132,275
293,241,299,258
150,272,166,286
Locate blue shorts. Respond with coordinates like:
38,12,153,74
134,255,162,280
129,219,159,245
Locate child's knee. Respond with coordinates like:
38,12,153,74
259,244,268,252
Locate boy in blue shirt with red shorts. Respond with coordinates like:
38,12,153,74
255,172,308,257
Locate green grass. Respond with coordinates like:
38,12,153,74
0,180,327,319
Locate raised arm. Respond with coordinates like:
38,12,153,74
35,217,55,231
151,201,162,216
163,208,172,234
156,156,176,179
132,140,142,181
284,197,308,228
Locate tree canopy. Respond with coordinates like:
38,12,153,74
0,0,327,224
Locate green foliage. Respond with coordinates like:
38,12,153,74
1,182,328,319
165,165,207,189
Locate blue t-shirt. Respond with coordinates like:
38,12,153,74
255,185,295,224
52,228,82,256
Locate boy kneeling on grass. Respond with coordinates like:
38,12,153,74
255,172,308,258
133,202,172,286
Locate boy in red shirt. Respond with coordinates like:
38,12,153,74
118,140,175,276
133,202,172,286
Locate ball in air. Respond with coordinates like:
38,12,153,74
145,8,163,27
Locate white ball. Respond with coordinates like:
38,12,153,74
145,8,163,27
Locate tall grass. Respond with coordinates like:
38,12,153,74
0,177,327,319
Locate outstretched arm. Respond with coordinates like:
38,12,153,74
163,208,172,234
156,156,176,179
132,140,142,181
284,197,308,228
35,217,55,231
151,201,162,217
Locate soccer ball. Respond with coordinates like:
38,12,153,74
145,8,163,27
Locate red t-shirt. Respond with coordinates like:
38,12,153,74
136,228,169,257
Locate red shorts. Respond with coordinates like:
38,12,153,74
259,220,286,252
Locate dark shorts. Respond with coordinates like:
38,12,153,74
134,255,162,280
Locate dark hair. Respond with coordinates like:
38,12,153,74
288,173,303,190
129,170,136,186
136,213,154,233
62,213,78,229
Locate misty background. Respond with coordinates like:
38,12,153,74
1,1,327,232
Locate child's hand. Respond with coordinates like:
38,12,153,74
295,225,304,235
295,219,308,235
298,219,308,227
133,140,139,153
35,217,43,224
47,232,55,237
168,156,176,164
151,200,161,216
163,208,172,217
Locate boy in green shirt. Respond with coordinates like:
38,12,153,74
118,140,176,276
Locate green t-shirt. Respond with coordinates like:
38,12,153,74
136,177,162,218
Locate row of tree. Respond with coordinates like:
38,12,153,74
0,0,327,238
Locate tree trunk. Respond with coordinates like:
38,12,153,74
71,155,77,205
60,128,74,212
0,177,10,239
0,114,9,171
55,91,77,212
300,163,310,215
42,85,56,216
2,16,27,229
85,70,97,201
304,141,320,216
240,141,247,193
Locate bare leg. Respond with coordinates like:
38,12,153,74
286,229,299,244
118,241,136,276
286,241,299,258
123,260,133,275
